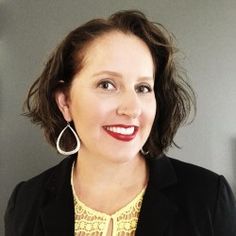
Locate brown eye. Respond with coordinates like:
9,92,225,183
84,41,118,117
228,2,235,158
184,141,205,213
98,80,115,90
135,84,152,94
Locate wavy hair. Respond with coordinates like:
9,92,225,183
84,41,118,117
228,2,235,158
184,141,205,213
24,10,196,156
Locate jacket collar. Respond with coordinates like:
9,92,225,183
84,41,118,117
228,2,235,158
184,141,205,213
135,154,179,235
39,154,178,236
38,155,76,236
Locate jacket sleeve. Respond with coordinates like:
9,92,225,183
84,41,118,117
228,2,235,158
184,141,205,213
4,182,25,236
213,176,236,235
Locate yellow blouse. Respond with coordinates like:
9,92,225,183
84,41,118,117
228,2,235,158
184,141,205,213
71,162,146,236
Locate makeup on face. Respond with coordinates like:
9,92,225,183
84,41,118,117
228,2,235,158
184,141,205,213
103,125,139,142
65,31,156,161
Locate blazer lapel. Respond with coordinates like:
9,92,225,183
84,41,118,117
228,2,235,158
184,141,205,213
37,155,76,236
33,154,178,235
135,155,179,236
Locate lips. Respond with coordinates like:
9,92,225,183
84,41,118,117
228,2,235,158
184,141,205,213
103,125,139,142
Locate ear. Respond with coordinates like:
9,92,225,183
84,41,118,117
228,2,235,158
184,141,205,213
55,91,72,122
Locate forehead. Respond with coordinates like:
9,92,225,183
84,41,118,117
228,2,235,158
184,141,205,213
80,31,154,75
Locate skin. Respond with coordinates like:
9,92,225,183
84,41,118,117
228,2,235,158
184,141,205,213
56,31,156,215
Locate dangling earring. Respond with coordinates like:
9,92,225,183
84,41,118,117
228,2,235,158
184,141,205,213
141,147,149,156
56,123,80,155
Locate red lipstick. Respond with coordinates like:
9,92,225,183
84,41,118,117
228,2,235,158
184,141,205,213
103,125,139,142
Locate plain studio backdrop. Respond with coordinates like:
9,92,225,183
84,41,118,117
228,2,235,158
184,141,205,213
1,0,236,234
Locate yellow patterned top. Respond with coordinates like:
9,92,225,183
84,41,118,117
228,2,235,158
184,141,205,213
71,162,146,236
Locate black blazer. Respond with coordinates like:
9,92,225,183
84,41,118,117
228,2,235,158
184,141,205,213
5,154,236,236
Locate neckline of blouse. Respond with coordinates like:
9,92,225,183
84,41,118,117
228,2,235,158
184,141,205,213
70,160,146,218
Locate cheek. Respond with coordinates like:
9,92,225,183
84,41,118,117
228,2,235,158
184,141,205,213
139,103,156,137
144,98,156,124
70,97,114,126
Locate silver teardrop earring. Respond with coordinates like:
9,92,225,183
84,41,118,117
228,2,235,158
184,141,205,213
56,123,80,155
141,147,149,156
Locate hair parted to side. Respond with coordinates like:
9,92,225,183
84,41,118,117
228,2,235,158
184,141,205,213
24,10,196,157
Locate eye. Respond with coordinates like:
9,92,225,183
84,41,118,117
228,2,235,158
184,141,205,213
97,80,115,91
135,84,153,94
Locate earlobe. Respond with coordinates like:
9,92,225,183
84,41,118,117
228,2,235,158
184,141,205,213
55,91,72,122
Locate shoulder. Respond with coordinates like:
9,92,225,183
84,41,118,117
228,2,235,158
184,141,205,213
168,157,236,203
11,155,73,197
169,157,220,186
147,155,236,234
4,155,75,232
168,157,236,233
149,155,235,212
166,157,221,201
149,154,221,191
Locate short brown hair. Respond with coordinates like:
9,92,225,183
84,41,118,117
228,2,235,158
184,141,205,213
24,10,196,157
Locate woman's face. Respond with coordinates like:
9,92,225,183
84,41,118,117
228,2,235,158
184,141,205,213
57,31,156,163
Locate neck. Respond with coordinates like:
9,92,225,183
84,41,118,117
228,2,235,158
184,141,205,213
72,149,148,214
73,149,148,191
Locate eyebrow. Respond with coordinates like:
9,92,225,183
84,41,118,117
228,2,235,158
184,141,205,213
92,70,154,81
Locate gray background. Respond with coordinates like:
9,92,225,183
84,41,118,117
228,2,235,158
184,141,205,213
1,0,236,234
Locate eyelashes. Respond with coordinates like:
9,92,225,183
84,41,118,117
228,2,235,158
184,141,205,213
135,84,153,93
97,79,153,94
97,80,115,91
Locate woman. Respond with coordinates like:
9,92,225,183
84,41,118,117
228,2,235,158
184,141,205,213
5,10,236,236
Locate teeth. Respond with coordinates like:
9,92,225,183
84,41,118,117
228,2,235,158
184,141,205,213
106,126,135,135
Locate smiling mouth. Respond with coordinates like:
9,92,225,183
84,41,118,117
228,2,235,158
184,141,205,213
103,125,139,142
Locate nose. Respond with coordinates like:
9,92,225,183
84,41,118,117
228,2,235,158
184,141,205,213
117,91,142,119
